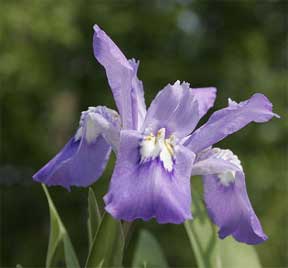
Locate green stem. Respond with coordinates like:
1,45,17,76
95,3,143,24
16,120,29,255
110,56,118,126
122,221,134,248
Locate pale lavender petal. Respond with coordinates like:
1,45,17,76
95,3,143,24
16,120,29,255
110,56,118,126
33,137,79,188
33,136,110,190
192,147,242,176
33,106,120,189
93,25,146,130
191,87,217,118
129,58,146,130
203,171,268,244
185,93,279,153
192,157,240,176
86,109,121,152
142,81,200,138
192,148,267,244
104,130,195,224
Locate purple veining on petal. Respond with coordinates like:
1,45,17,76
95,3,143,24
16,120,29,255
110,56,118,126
104,129,195,224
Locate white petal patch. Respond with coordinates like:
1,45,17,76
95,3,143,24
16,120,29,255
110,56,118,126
140,128,175,172
74,107,101,143
159,144,174,172
74,127,83,142
218,170,237,187
74,106,120,144
140,134,158,159
85,113,102,143
212,148,243,186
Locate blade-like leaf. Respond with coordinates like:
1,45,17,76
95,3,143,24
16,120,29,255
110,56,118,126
85,213,124,268
132,229,168,268
184,191,221,268
87,188,102,249
219,236,261,268
63,235,81,268
42,184,80,268
184,190,262,268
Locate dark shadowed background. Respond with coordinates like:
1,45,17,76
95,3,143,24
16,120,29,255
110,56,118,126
0,0,287,267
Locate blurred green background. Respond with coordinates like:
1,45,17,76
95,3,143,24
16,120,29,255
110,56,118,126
1,0,287,267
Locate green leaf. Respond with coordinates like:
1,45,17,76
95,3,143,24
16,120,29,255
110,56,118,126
85,213,124,268
219,236,261,268
132,230,168,268
184,191,221,268
87,187,102,249
42,184,80,268
184,191,262,268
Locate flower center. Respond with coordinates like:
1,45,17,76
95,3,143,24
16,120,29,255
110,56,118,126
139,128,175,172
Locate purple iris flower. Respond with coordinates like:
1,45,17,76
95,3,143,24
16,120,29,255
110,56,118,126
34,25,279,244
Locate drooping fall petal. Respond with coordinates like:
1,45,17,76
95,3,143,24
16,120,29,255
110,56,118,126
33,106,120,190
203,171,267,244
192,147,267,244
104,130,195,223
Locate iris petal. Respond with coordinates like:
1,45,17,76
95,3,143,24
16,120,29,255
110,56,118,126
191,147,267,244
33,106,120,190
33,137,110,190
142,81,200,138
189,87,217,119
203,172,267,244
185,93,279,153
104,130,195,223
93,25,146,130
191,147,242,176
129,58,147,130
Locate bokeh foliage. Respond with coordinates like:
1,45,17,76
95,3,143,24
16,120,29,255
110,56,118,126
1,0,287,266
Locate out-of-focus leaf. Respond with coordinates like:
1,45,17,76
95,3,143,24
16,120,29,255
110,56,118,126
87,187,101,249
219,236,261,268
132,229,168,268
42,184,80,268
85,213,124,268
185,190,262,268
184,191,221,268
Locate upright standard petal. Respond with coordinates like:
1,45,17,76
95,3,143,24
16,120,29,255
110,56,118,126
129,58,146,130
185,93,279,153
142,81,200,138
194,148,267,244
93,25,146,130
33,106,120,190
191,87,217,119
104,130,195,224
